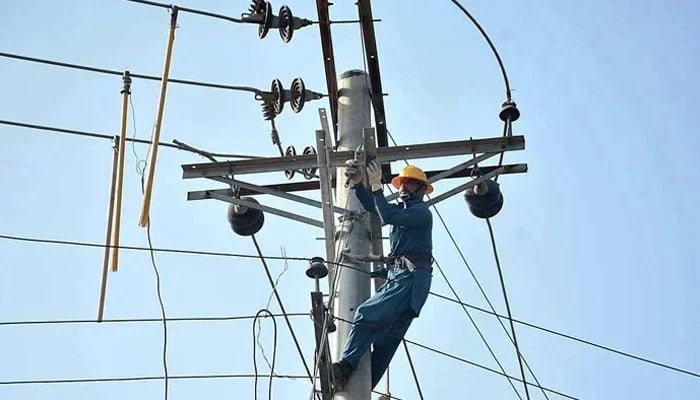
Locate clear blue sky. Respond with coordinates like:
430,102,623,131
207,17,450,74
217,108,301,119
2,0,699,399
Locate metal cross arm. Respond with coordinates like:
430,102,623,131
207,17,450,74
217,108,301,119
426,163,528,206
207,192,324,228
188,176,353,216
181,135,525,179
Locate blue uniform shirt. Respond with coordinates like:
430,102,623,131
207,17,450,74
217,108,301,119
354,184,433,257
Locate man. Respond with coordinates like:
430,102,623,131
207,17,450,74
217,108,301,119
332,160,434,392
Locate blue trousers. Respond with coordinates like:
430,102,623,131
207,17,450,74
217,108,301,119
340,267,432,388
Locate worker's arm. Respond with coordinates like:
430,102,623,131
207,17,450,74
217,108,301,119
353,183,378,214
372,193,431,227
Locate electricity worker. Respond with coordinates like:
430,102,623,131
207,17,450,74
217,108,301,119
332,160,434,392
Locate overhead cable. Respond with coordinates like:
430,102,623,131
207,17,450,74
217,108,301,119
0,119,258,159
0,51,261,93
3,232,699,381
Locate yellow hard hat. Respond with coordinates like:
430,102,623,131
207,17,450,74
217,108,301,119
391,165,433,195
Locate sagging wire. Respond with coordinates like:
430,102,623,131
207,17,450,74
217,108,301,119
251,235,317,392
486,218,530,399
256,248,290,370
402,341,424,400
126,93,169,400
253,309,278,400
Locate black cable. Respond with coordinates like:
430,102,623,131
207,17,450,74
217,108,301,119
426,183,549,400
0,373,310,386
122,0,244,23
487,218,530,400
448,0,512,100
402,341,424,400
3,232,700,381
144,221,169,400
331,316,578,400
0,119,259,159
250,236,315,385
0,313,306,326
253,309,277,400
0,233,308,261
0,52,261,93
432,257,523,399
430,291,700,380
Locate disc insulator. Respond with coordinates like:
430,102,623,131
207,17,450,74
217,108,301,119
290,77,306,113
284,145,296,180
271,78,284,115
278,5,294,43
302,146,317,179
258,1,273,39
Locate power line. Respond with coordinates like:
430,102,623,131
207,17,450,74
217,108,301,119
402,341,424,400
0,313,307,327
449,0,512,100
0,373,310,386
252,309,278,400
122,0,244,23
486,218,530,400
430,292,700,380
0,51,261,93
3,232,700,382
0,119,259,159
329,315,579,400
250,235,315,386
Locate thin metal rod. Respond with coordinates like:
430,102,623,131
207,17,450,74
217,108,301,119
139,7,178,227
111,72,131,271
209,192,323,228
209,176,349,216
426,167,507,206
97,139,120,321
402,341,424,400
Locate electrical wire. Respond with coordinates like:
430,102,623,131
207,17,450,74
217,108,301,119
256,248,289,371
0,373,310,386
253,309,278,400
0,51,261,93
0,118,258,159
145,220,169,400
487,218,530,399
330,315,579,400
402,341,424,400
250,236,315,386
448,0,512,100
122,0,243,23
0,313,306,326
3,232,700,382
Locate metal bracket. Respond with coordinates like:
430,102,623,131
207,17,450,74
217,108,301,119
207,191,323,228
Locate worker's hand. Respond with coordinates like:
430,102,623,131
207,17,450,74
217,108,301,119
343,159,364,187
367,160,383,192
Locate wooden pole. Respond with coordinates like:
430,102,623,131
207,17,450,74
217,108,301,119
138,6,179,227
98,137,120,321
110,71,131,272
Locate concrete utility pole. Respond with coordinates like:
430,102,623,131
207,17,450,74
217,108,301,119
333,70,372,400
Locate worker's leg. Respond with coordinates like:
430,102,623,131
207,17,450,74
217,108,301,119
370,311,413,389
371,267,433,388
340,270,414,369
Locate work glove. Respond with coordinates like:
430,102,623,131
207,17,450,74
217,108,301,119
367,160,383,192
343,159,364,187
